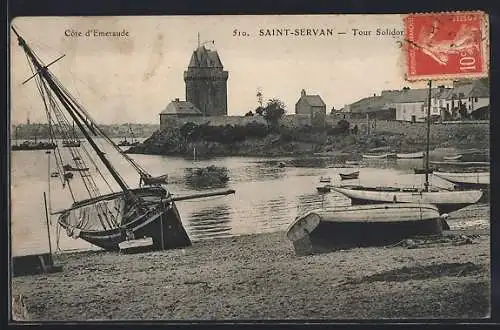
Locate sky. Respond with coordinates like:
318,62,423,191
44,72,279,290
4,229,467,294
10,15,430,125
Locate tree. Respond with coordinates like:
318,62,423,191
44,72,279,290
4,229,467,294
245,110,254,117
255,106,264,116
262,98,286,130
336,119,351,134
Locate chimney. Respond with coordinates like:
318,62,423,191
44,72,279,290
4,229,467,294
174,98,180,102
301,89,306,97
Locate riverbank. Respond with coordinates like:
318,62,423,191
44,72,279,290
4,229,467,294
126,120,489,158
12,205,490,321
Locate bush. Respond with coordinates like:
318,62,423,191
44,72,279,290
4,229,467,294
179,122,269,143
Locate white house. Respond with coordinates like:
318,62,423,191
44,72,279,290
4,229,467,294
394,88,440,122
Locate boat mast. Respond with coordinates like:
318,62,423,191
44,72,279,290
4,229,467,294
13,27,132,196
424,80,432,192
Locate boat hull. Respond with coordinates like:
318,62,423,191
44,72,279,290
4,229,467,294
362,153,390,159
433,171,489,186
330,186,483,214
287,204,443,255
396,152,424,159
339,171,359,180
58,189,191,251
414,168,434,174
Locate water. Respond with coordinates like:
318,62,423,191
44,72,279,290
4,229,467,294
10,141,482,256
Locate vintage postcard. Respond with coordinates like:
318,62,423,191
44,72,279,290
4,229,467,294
10,13,490,321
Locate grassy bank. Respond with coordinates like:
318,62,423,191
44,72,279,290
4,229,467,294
12,205,490,321
126,121,490,157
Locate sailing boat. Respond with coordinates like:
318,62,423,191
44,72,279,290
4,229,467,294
331,81,483,215
13,27,235,251
118,126,139,147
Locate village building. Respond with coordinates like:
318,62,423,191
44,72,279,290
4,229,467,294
159,99,202,129
443,79,489,120
347,90,399,120
394,87,441,122
184,44,229,116
345,78,489,123
295,89,327,127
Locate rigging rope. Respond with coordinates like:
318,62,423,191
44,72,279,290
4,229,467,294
27,54,120,230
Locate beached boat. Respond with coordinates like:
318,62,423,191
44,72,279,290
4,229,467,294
414,167,434,174
430,161,489,167
13,27,235,252
433,171,489,188
443,154,462,161
331,81,483,214
362,153,391,159
330,185,483,215
286,203,445,255
339,171,359,180
317,186,331,193
396,151,424,159
319,176,332,183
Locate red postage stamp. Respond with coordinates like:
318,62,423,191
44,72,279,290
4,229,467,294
404,11,489,81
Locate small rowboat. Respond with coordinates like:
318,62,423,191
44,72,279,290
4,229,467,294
362,153,391,159
317,186,331,193
330,185,483,215
433,171,489,187
286,203,446,255
443,154,463,161
414,167,435,174
430,161,489,167
319,176,332,183
339,171,359,180
396,151,424,159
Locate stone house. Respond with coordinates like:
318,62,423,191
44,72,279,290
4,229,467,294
159,99,202,129
295,89,327,127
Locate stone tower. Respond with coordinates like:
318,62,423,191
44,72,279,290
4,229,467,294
184,45,229,116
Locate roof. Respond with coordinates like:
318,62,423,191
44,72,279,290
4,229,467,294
349,90,401,113
299,95,326,107
393,88,441,103
446,79,490,99
160,100,202,115
188,46,223,69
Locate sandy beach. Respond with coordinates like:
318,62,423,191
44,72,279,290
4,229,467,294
12,205,490,321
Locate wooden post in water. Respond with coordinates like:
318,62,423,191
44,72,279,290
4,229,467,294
424,80,432,192
43,192,53,255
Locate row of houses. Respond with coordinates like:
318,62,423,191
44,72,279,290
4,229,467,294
340,78,489,122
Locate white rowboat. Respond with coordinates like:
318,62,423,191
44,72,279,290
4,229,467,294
433,171,489,185
396,151,424,159
330,186,483,214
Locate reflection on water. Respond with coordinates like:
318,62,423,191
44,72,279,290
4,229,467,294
10,143,489,256
187,204,232,240
287,157,334,168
